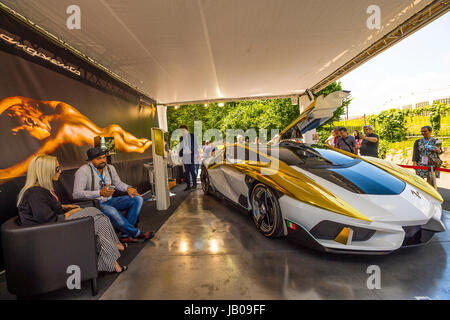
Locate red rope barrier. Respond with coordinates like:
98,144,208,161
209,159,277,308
398,164,450,173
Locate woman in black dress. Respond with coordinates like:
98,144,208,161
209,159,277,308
17,154,127,273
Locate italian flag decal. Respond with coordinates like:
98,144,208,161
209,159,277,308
286,220,296,230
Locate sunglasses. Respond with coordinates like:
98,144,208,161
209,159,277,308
56,166,62,173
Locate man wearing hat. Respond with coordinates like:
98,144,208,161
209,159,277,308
73,147,154,243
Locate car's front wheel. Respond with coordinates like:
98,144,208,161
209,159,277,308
250,183,284,238
200,166,211,195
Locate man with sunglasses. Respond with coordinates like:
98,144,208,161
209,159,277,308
359,125,379,158
73,147,154,243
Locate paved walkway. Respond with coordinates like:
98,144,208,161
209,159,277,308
101,188,450,300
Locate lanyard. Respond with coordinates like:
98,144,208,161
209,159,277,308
423,137,432,155
92,165,107,204
92,165,107,185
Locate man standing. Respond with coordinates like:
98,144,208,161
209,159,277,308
336,127,356,154
202,140,214,159
73,147,154,243
359,125,379,158
179,124,200,191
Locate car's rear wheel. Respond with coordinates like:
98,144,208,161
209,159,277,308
200,166,211,195
251,183,283,238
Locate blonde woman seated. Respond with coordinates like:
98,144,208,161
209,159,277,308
17,154,127,273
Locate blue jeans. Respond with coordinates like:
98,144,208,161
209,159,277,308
195,164,200,178
100,195,143,238
184,163,197,187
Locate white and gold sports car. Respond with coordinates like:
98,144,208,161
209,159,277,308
200,92,445,254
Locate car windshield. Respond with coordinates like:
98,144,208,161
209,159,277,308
266,141,355,168
260,141,405,195
225,145,271,163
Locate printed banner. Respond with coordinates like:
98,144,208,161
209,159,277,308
0,9,158,182
0,9,158,270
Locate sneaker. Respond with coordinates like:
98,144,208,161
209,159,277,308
137,231,155,241
190,185,197,190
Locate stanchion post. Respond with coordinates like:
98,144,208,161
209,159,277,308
429,166,437,190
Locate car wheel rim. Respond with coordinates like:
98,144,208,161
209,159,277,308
201,170,209,193
252,186,275,233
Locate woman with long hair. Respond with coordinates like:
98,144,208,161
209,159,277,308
17,154,128,273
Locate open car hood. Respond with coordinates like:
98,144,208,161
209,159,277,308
276,90,350,141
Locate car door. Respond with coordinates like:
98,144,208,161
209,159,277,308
269,90,349,144
220,145,249,205
205,149,234,199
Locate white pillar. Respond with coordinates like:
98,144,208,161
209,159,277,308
157,105,168,132
151,127,170,211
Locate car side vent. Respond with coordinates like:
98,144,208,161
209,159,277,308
402,226,435,246
310,220,375,242
238,194,248,208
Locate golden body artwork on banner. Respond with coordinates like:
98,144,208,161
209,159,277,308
0,96,152,180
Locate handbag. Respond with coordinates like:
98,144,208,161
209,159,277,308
426,142,443,167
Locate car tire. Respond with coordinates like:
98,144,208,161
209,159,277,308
200,166,211,195
250,183,284,238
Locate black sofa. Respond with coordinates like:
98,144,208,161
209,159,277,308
1,214,98,298
0,169,101,298
0,161,150,295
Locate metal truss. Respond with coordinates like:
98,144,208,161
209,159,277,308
164,92,306,107
311,0,450,94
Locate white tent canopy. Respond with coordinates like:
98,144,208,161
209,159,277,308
1,0,448,104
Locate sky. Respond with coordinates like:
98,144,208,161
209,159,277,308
340,12,450,118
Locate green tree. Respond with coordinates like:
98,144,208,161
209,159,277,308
220,98,299,139
166,81,346,145
167,98,299,144
375,109,407,142
428,102,449,135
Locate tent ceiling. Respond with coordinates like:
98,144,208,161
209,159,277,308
0,0,446,104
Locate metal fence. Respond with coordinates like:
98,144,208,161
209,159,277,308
405,114,450,137
334,114,450,137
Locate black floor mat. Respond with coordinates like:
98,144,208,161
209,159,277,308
0,183,193,300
